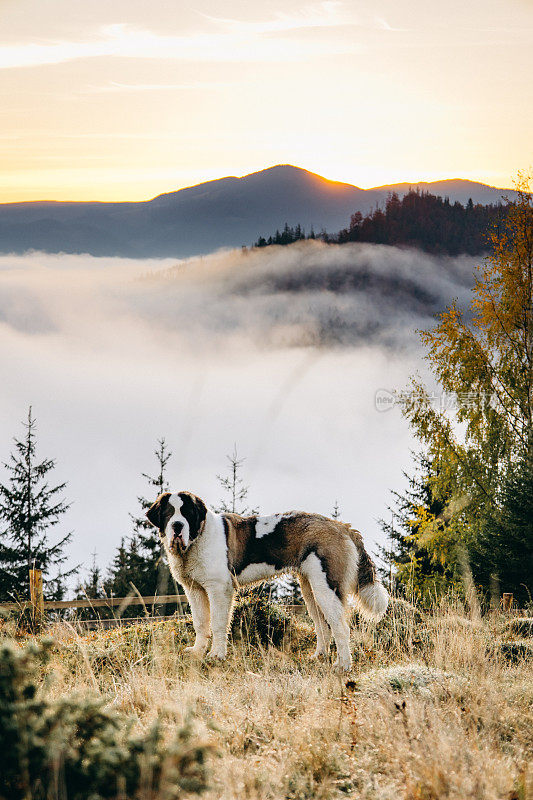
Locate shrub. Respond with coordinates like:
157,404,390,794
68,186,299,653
230,593,314,653
0,639,212,800
497,640,533,663
230,593,294,648
504,618,533,638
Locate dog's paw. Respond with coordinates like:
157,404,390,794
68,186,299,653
206,650,226,662
309,649,329,661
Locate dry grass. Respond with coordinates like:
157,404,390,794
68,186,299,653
3,597,532,800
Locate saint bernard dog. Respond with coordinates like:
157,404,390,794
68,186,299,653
146,491,389,671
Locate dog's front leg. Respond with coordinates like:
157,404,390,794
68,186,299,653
183,583,211,657
205,582,234,660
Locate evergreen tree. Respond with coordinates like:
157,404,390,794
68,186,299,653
105,438,173,608
0,532,16,599
79,552,103,600
75,551,108,620
214,449,302,602
254,191,509,255
472,453,533,606
331,500,341,520
103,537,142,598
379,452,462,602
215,445,256,515
0,407,73,600
129,437,173,596
216,446,277,597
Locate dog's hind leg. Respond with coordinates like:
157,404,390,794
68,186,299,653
301,553,352,672
298,573,332,659
183,583,211,657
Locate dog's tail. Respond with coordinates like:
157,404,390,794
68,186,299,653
346,527,389,621
355,578,389,621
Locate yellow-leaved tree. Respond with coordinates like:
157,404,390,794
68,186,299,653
388,174,533,602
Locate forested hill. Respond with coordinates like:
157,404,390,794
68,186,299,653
254,190,509,256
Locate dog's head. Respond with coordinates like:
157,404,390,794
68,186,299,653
146,491,207,554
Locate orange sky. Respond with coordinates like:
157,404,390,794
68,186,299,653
1,0,532,202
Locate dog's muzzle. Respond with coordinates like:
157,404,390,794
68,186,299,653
171,520,185,551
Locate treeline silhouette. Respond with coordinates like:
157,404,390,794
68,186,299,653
254,223,314,247
253,190,510,255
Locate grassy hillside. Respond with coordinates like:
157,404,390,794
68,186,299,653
1,597,532,799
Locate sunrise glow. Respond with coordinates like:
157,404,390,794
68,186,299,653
1,0,532,201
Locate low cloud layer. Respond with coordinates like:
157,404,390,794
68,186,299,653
133,240,474,348
0,242,477,586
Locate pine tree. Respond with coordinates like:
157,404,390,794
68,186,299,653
75,551,109,620
215,446,277,597
331,500,341,520
129,438,173,596
79,552,103,599
105,438,174,613
215,449,302,602
472,453,533,606
0,533,16,599
103,537,141,599
379,452,461,602
0,408,73,600
215,445,256,515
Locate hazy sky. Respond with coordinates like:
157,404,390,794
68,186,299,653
1,0,531,201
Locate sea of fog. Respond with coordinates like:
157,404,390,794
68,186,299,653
0,241,477,587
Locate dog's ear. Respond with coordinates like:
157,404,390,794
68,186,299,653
178,491,207,541
146,492,172,532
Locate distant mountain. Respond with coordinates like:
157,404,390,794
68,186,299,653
372,178,512,207
0,165,515,258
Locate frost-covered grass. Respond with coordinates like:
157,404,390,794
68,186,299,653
2,596,532,799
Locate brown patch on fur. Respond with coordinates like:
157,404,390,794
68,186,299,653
223,511,376,600
146,492,174,533
222,513,256,575
178,491,207,541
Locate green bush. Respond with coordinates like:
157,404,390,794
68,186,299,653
0,639,211,800
230,594,314,651
231,594,293,648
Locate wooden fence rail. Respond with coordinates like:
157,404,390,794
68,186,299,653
0,594,188,612
1,594,305,613
0,569,190,617
0,570,306,627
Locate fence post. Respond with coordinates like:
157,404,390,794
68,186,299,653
502,592,513,613
29,568,44,626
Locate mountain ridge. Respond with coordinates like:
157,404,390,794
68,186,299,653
0,165,515,258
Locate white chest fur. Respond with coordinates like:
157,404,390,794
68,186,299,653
164,510,230,589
